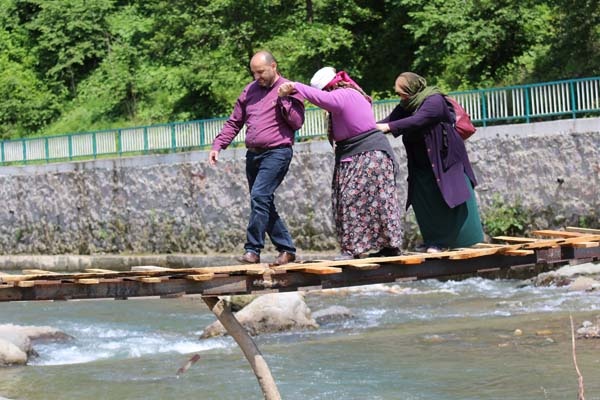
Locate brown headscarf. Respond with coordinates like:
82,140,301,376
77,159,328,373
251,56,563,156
397,72,442,112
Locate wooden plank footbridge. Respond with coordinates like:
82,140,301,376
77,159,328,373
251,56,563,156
1,226,599,399
1,228,599,303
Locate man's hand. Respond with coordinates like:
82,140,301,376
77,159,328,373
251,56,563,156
209,150,219,166
278,82,296,97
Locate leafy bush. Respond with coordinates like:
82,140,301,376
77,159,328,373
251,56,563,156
482,196,529,237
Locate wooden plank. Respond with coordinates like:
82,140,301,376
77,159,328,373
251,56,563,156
76,278,100,285
123,276,164,283
493,236,538,243
294,266,342,275
130,266,171,272
272,263,329,272
472,243,526,253
503,249,535,256
139,277,163,283
363,255,424,265
186,264,269,275
0,265,261,283
521,235,600,249
186,273,215,281
0,274,40,283
446,247,501,260
404,247,500,260
17,280,36,288
472,243,508,248
85,268,120,274
344,263,380,270
22,269,59,275
564,235,600,243
273,255,424,273
531,229,583,238
521,239,561,249
565,227,600,234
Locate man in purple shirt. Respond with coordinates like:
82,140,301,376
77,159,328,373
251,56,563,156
209,51,305,265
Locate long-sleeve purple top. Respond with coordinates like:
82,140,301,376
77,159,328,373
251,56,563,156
211,76,305,151
379,94,477,209
293,83,375,142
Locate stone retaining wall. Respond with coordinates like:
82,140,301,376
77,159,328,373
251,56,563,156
0,118,598,256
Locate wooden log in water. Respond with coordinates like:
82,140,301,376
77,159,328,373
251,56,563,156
203,296,281,400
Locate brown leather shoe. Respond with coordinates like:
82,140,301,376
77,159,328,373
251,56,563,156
238,251,260,264
273,251,296,266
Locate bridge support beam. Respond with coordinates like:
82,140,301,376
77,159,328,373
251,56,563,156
202,296,281,400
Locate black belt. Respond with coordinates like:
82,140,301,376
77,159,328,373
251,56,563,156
247,145,291,154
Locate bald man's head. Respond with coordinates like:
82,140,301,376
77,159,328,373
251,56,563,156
250,51,279,87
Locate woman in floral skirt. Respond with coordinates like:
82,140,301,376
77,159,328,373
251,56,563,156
278,67,403,259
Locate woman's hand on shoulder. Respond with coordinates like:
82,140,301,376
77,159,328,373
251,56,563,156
278,82,296,97
376,123,391,133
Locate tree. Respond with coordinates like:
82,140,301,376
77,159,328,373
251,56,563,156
0,56,63,139
399,0,555,88
0,0,596,139
23,0,115,96
0,1,63,138
534,0,600,79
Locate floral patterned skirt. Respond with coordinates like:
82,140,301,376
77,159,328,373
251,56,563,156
331,150,403,256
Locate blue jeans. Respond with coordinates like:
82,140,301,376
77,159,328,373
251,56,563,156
244,147,295,255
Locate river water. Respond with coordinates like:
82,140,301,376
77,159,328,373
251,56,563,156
1,276,600,400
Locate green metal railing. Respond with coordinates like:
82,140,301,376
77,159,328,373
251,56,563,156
1,76,598,165
449,76,600,125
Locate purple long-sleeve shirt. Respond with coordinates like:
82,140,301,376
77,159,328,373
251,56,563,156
211,76,305,151
293,83,375,142
379,94,478,209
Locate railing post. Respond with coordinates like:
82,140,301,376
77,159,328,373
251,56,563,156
143,127,149,154
68,135,73,161
22,138,27,165
480,90,488,127
199,121,205,148
1,141,5,166
117,129,122,156
45,137,50,163
92,132,97,159
524,86,531,123
171,123,177,152
569,80,577,119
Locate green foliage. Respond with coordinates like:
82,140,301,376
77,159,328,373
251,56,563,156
533,0,600,79
400,0,556,89
23,0,115,94
0,0,597,139
0,3,64,137
0,54,63,138
578,215,600,229
482,196,529,237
